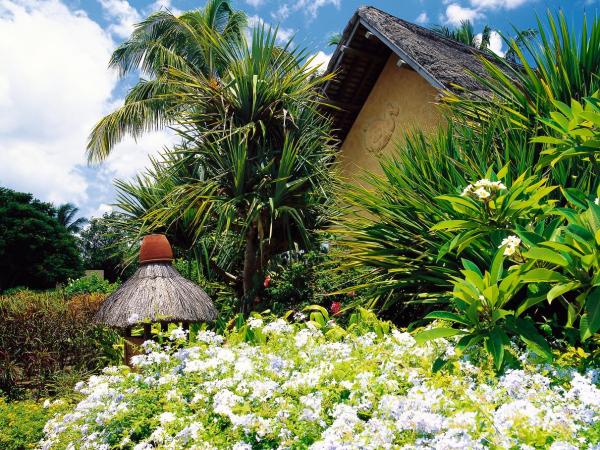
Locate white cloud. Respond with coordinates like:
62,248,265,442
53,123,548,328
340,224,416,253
0,0,115,205
0,0,174,215
475,30,505,56
303,0,340,19
271,4,290,21
443,3,485,25
469,0,529,9
148,0,181,15
415,11,429,24
90,203,113,218
98,0,140,39
443,0,533,25
102,130,175,180
272,0,340,21
307,51,331,73
247,15,294,43
245,0,264,8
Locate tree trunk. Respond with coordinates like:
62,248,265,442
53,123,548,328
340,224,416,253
241,225,258,315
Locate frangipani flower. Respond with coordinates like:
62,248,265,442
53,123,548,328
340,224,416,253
461,179,507,201
499,235,521,256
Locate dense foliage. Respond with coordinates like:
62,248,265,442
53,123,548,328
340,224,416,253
89,1,338,313
79,212,137,282
0,188,83,291
63,274,120,297
334,11,600,363
0,290,120,399
260,249,366,316
40,315,600,449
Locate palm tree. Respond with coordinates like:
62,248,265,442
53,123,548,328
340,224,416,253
87,0,246,161
54,203,88,233
328,33,342,46
432,21,492,51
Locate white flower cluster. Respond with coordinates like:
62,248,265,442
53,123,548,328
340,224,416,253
40,319,600,449
461,179,507,201
499,234,521,256
169,327,188,341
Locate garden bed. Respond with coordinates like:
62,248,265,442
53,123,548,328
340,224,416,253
40,316,600,449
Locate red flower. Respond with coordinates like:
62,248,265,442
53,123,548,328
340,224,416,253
331,301,342,316
263,275,271,288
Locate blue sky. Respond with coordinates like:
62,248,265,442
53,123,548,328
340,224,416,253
0,0,597,219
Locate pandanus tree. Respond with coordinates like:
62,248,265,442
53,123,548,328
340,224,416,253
137,29,337,312
87,1,338,312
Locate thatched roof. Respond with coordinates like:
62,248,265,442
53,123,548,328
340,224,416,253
95,263,218,328
323,6,500,141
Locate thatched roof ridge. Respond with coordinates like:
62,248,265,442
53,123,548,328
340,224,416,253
350,6,496,94
95,263,218,328
323,5,504,141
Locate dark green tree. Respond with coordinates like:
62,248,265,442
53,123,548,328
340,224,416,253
0,188,83,291
78,212,136,282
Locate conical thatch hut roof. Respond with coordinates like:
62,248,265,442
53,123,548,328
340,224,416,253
95,235,218,328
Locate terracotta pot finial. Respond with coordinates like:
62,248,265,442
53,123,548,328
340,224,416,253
139,234,173,264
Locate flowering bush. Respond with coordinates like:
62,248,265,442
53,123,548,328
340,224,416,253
0,290,121,398
40,317,600,449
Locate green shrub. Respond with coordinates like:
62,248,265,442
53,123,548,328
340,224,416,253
261,249,365,316
0,290,121,399
413,90,600,363
445,11,600,192
335,12,600,309
0,397,71,450
333,128,488,314
63,274,119,296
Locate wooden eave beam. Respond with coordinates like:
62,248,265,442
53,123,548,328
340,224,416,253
322,99,363,112
340,45,386,63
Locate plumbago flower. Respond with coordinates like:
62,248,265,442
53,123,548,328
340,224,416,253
40,319,600,449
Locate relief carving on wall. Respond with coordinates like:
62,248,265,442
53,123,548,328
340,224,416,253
363,102,400,156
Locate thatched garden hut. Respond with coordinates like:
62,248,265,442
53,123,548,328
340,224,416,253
95,234,217,364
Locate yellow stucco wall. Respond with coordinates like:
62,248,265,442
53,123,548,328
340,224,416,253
338,54,442,182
